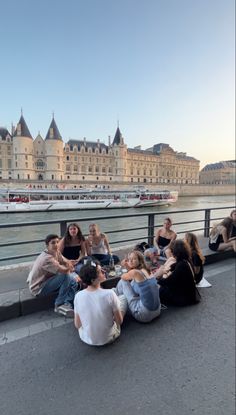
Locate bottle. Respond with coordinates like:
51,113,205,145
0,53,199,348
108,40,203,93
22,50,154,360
109,254,115,270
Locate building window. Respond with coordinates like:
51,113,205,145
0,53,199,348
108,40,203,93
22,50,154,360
66,156,70,161
52,175,54,180
36,159,44,170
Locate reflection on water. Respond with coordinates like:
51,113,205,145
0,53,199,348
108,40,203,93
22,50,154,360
0,195,235,264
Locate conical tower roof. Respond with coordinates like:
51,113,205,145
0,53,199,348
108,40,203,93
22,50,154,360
45,117,62,141
112,127,123,145
13,115,32,139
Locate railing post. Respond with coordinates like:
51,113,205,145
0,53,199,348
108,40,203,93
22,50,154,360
60,221,67,237
148,214,155,246
204,209,211,237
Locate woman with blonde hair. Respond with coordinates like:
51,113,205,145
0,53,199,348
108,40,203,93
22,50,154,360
85,223,119,266
115,250,161,323
185,233,205,284
209,217,236,253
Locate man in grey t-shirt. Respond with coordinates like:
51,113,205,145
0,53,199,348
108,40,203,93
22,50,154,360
27,234,77,317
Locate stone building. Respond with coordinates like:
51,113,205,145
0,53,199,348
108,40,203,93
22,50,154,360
0,114,200,186
200,161,236,185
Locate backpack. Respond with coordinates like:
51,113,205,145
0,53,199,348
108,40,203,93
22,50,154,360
134,242,150,253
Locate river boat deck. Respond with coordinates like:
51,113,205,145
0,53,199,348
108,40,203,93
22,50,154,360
0,188,178,212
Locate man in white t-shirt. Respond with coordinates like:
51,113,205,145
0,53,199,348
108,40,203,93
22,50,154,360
74,260,127,346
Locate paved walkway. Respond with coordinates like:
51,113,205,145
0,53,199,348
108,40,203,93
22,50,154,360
0,258,235,415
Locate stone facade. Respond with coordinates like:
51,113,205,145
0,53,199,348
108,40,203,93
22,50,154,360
0,115,200,186
200,161,236,185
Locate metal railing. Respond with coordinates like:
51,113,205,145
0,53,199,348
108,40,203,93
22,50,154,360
0,206,234,263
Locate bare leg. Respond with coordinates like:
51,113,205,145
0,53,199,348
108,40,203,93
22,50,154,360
218,240,236,252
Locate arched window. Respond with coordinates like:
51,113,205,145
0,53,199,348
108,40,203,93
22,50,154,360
36,159,45,170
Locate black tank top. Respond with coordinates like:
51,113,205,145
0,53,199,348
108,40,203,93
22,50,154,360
62,245,81,260
157,235,171,248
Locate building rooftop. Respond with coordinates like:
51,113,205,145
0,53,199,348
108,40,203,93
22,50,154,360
45,117,62,141
201,160,236,171
13,115,32,139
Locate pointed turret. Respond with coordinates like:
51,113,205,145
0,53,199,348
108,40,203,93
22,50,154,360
112,127,123,145
13,115,32,138
45,116,62,141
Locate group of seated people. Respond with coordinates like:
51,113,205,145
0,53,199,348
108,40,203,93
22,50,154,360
27,211,236,347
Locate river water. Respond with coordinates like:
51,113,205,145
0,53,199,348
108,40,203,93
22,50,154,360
0,194,235,264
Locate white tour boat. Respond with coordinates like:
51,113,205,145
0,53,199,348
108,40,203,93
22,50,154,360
0,188,178,212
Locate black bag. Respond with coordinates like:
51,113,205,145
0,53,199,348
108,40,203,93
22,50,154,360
134,242,150,253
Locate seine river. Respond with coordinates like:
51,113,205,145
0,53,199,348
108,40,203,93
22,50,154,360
0,194,235,264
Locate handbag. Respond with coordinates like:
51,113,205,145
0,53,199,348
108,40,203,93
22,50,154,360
186,260,201,303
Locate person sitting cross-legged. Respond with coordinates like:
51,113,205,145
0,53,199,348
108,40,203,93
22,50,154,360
74,260,127,346
115,250,161,323
27,234,78,318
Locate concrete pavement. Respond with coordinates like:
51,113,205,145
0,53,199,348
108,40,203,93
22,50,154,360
0,259,235,415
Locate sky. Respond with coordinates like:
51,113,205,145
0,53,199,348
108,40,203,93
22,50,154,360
0,0,235,169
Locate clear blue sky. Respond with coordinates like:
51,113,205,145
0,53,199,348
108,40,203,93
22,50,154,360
1,0,235,168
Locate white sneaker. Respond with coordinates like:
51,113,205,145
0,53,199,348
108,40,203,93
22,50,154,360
54,304,74,318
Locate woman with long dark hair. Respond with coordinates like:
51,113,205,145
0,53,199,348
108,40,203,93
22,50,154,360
59,223,86,272
185,233,205,284
158,239,200,306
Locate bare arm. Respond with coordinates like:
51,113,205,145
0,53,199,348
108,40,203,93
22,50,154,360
154,229,161,249
113,309,123,326
74,312,82,329
85,238,92,256
222,227,229,243
121,269,135,281
58,238,65,253
103,234,111,255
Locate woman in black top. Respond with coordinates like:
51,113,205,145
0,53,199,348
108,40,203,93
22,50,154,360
158,239,199,306
185,232,205,284
59,223,86,273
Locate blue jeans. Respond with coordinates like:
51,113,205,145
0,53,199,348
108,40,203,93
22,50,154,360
116,279,161,323
38,273,78,306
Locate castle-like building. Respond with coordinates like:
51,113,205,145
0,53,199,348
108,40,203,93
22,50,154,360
0,114,200,186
